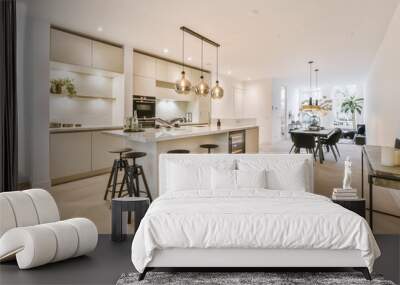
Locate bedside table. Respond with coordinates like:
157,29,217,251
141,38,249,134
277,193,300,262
332,198,366,218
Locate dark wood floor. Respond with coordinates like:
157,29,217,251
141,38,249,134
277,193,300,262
1,235,399,285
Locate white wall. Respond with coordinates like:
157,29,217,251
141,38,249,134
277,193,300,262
211,75,243,119
365,4,400,146
243,79,273,144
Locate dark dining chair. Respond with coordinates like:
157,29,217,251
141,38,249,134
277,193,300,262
291,133,316,160
395,138,400,149
320,128,342,161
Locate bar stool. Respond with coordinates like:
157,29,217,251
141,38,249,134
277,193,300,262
167,149,190,154
103,147,132,201
123,152,153,202
200,144,219,153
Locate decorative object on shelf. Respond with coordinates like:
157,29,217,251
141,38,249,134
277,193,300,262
177,26,223,99
50,78,65,94
194,39,210,96
381,146,395,166
332,157,358,200
217,119,221,128
340,95,364,130
64,78,77,97
175,29,191,94
343,156,352,190
49,78,77,97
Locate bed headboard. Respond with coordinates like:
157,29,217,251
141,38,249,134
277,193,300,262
159,154,314,195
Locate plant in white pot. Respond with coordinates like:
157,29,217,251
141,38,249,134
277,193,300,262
341,96,364,130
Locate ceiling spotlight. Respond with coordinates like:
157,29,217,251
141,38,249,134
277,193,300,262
187,56,192,61
227,70,232,75
163,48,169,53
247,77,252,81
97,26,103,32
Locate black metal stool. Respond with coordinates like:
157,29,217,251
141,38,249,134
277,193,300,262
124,152,153,202
200,144,219,153
103,148,132,201
167,149,190,153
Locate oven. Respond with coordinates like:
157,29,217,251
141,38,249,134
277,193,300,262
133,95,156,119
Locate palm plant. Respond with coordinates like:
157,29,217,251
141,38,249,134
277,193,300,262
341,96,364,129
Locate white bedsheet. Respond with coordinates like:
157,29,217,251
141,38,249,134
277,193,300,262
131,190,380,273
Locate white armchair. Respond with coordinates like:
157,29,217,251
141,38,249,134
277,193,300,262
0,189,98,269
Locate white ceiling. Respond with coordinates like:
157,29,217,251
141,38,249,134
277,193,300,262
23,0,399,83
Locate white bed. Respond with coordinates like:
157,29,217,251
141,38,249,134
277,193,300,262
131,154,380,280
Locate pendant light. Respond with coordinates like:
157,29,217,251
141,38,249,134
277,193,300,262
194,39,210,96
175,30,192,94
314,68,319,106
211,47,224,99
308,60,313,105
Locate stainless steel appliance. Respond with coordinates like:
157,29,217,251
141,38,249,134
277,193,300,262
229,130,246,154
133,95,156,128
133,95,156,118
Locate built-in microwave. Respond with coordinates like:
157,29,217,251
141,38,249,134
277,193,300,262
132,95,156,119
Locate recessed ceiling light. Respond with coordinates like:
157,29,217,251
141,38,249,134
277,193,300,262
187,56,192,61
247,77,252,81
227,70,232,75
97,26,103,32
248,9,259,16
163,48,169,53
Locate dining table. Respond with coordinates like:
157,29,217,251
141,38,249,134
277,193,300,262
289,128,335,163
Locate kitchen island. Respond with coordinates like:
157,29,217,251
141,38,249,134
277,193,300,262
103,124,259,198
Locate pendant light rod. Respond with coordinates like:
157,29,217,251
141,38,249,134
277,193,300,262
182,29,185,71
308,60,313,89
180,26,220,47
315,68,319,88
216,47,219,81
201,39,204,76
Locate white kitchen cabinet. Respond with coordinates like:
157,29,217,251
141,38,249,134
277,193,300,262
155,59,168,81
50,132,92,179
133,52,156,78
92,132,124,171
245,128,259,153
50,29,92,67
134,75,156,96
167,62,183,83
92,41,124,73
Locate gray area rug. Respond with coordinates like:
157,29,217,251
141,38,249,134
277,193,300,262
116,272,395,285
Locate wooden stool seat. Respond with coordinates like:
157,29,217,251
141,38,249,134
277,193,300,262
167,149,190,154
200,144,219,153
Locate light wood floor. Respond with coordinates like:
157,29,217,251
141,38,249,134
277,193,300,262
50,140,400,234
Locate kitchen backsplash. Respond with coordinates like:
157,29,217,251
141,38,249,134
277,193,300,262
156,100,189,121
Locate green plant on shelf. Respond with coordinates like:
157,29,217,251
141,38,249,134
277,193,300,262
49,78,77,97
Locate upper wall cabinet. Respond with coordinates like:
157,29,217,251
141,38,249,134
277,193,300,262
92,41,124,73
50,28,124,73
50,29,92,67
133,52,156,78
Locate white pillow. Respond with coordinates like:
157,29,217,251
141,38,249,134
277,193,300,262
236,169,267,189
167,162,211,191
211,168,237,190
266,161,307,191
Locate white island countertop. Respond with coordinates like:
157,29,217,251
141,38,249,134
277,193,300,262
103,124,258,143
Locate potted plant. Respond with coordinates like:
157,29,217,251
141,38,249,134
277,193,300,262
50,79,65,94
64,79,77,97
341,96,364,130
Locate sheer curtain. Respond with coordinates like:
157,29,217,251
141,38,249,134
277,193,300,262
0,0,18,192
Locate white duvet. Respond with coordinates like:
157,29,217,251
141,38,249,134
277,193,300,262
131,190,380,273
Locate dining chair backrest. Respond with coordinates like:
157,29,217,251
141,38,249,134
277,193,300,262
395,138,400,149
324,128,342,145
292,133,316,149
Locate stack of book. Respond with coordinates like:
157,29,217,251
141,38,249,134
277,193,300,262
332,188,358,200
